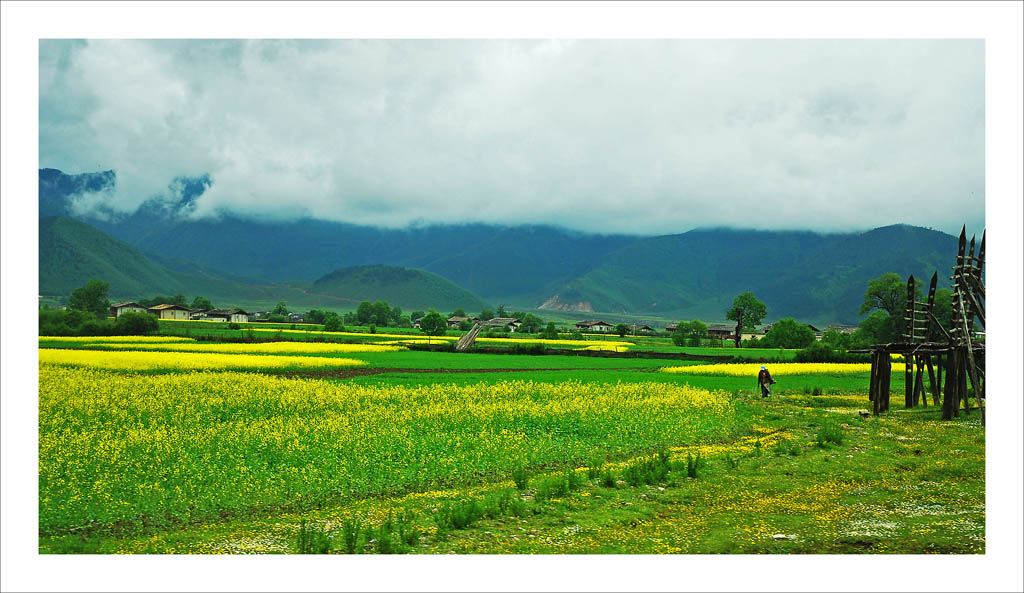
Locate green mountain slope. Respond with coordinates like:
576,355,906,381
536,226,959,325
39,217,350,309
311,265,491,312
39,216,192,297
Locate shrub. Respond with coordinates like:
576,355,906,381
815,423,844,447
295,519,332,554
113,311,159,335
511,467,530,490
227,322,241,330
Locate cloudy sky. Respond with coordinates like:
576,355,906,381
39,39,984,235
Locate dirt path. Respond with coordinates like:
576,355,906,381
269,367,653,380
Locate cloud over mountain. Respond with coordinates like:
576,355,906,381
40,39,984,235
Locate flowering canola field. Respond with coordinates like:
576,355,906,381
662,362,902,377
80,342,405,355
38,348,367,371
38,365,733,536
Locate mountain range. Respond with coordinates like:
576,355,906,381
38,168,965,325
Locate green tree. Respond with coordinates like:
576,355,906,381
389,305,402,326
372,301,391,326
540,322,559,340
273,301,289,315
450,308,466,318
820,329,852,350
410,310,426,322
306,309,327,324
615,323,628,338
171,294,188,307
419,310,448,341
761,318,816,349
459,320,473,331
496,304,507,318
356,301,374,325
858,309,901,344
859,272,919,317
323,313,343,332
672,320,707,347
190,296,213,311
929,288,953,341
478,309,495,321
726,292,767,347
518,314,543,334
398,316,412,328
68,279,111,318
114,311,158,335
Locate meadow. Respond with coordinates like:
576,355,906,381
36,333,984,554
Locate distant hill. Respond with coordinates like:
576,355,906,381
536,225,959,325
38,216,358,310
312,265,492,312
40,168,973,324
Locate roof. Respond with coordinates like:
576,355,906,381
111,302,143,308
707,324,736,333
207,308,249,316
825,325,859,334
630,324,654,330
486,317,521,325
149,304,192,311
448,316,473,322
575,320,613,327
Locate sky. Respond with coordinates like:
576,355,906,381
39,39,985,235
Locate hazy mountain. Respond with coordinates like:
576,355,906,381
39,168,967,324
312,265,491,313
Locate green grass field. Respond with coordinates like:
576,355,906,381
36,336,984,554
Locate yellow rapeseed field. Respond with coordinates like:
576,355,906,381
39,335,198,343
38,365,733,535
85,342,405,354
662,362,902,376
246,327,634,348
38,348,367,371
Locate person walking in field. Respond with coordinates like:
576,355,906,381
758,365,776,398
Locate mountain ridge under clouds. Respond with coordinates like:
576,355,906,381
39,168,964,324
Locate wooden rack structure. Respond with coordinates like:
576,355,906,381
854,226,985,425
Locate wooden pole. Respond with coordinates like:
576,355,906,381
942,349,956,421
881,353,892,413
904,276,915,408
871,351,881,416
914,355,926,407
926,355,939,406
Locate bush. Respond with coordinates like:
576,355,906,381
815,423,845,447
511,467,530,490
323,314,344,332
113,311,159,335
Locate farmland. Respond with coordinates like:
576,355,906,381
37,333,985,554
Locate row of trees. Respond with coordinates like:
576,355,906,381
41,279,158,336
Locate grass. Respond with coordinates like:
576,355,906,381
37,344,983,555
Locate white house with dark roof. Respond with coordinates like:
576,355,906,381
206,308,250,323
574,320,614,332
148,303,192,320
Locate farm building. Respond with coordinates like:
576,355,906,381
206,309,250,323
665,322,678,333
485,317,522,331
148,303,192,320
629,323,655,334
190,309,210,320
575,320,614,332
109,302,148,318
707,324,737,341
289,313,305,323
447,315,478,329
825,324,859,335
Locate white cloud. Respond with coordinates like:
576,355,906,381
39,39,984,235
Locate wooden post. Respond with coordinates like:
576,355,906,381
871,351,880,416
904,276,916,408
914,355,926,407
942,349,956,421
881,353,892,413
926,355,939,406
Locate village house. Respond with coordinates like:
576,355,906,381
109,302,148,318
447,315,478,329
190,309,210,320
629,323,655,334
485,317,522,332
288,312,305,323
206,308,250,324
707,323,737,341
665,322,678,333
825,324,859,335
148,303,192,320
575,320,614,332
